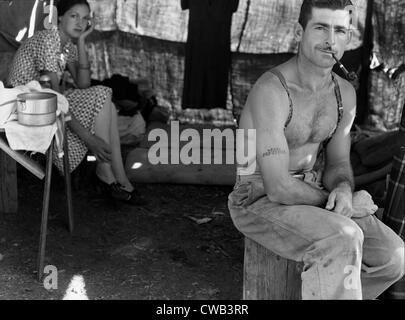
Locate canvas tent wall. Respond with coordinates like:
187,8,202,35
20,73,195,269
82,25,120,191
4,0,403,130
84,0,368,125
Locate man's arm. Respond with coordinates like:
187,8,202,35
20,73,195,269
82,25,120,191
323,80,357,216
250,76,329,207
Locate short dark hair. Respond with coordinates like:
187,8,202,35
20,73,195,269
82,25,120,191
57,0,90,17
298,0,353,29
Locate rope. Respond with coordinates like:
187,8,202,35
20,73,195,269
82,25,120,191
49,0,54,24
230,0,251,126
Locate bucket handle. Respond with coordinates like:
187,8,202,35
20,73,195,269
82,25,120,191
0,99,18,107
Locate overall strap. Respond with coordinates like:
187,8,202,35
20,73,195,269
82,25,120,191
331,73,344,129
323,73,345,147
269,69,294,129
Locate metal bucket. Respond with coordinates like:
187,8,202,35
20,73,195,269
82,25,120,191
17,92,57,126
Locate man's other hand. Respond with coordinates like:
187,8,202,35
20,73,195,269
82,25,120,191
326,186,353,218
352,190,379,218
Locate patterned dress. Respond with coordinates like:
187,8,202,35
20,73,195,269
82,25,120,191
7,28,112,173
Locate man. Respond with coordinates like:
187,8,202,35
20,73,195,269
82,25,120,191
228,0,404,300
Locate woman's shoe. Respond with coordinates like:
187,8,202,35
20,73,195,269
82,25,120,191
94,174,130,201
94,174,147,205
94,174,109,195
117,186,148,206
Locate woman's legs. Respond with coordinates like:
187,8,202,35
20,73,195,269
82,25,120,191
94,98,116,185
108,99,134,192
94,98,134,192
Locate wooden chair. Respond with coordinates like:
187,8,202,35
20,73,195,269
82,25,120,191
0,127,73,281
243,237,303,300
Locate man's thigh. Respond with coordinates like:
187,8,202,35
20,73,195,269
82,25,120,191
230,196,361,261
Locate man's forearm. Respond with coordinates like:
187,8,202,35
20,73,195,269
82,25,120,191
268,177,329,207
323,161,355,192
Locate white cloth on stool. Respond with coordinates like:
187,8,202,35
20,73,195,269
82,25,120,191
0,81,69,156
0,81,24,127
4,120,57,154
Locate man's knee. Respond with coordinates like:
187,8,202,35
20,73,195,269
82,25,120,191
386,245,405,281
335,219,364,251
228,202,248,233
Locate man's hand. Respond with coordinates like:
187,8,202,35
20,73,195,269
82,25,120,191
352,190,378,218
86,135,112,163
326,185,353,217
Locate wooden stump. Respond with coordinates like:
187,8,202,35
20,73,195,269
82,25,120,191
243,238,303,300
0,149,18,214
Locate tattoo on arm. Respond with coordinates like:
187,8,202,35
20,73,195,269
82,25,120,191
262,148,287,158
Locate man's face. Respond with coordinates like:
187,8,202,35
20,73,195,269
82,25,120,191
298,8,352,68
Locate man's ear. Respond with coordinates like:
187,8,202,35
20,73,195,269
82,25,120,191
294,23,304,42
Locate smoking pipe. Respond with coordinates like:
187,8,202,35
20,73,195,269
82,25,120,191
331,53,358,82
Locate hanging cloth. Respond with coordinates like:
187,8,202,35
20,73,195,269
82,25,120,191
181,0,239,110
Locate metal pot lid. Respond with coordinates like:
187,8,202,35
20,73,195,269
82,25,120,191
17,92,57,100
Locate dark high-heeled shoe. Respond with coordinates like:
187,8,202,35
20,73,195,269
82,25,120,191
94,174,130,201
117,186,148,206
94,174,147,205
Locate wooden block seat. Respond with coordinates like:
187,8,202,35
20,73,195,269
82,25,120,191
243,237,303,300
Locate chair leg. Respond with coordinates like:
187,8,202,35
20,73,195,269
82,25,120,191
63,132,74,234
37,144,53,281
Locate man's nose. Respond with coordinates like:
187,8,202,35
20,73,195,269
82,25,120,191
325,29,336,47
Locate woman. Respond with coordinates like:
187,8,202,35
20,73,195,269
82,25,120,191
7,0,143,205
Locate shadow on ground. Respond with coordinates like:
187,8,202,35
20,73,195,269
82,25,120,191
0,164,243,300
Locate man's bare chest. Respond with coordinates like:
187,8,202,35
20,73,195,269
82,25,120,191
285,92,338,149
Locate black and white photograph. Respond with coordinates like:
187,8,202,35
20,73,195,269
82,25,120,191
0,0,404,305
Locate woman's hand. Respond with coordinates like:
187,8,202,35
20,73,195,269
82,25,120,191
86,134,112,163
79,17,95,41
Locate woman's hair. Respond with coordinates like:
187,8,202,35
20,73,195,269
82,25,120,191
56,0,90,17
298,0,353,29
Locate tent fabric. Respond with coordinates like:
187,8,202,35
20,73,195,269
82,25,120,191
368,72,405,131
0,0,50,52
0,0,368,123
382,103,405,299
88,0,367,54
383,108,405,240
231,0,366,54
368,0,405,131
86,34,364,124
181,0,239,110
372,0,405,70
87,31,235,124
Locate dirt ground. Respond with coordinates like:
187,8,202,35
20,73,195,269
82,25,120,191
0,161,243,300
